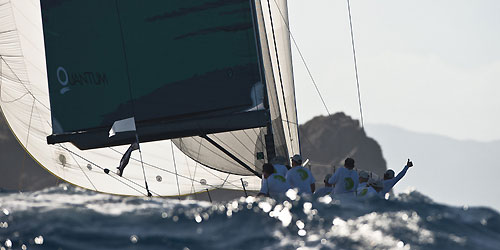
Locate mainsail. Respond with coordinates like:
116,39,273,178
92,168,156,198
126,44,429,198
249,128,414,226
0,0,298,196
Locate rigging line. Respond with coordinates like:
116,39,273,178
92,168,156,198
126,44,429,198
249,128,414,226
190,138,245,190
221,174,231,188
6,0,39,98
107,145,241,190
59,145,151,196
346,0,365,128
0,56,50,111
0,74,32,86
177,140,195,194
280,118,300,125
193,134,254,173
210,133,255,167
67,149,98,191
177,141,193,181
136,136,152,197
170,141,181,198
196,165,243,190
270,0,330,116
27,91,157,196
190,138,204,194
266,0,295,146
0,92,28,103
115,0,151,196
30,102,99,191
59,145,161,196
183,153,196,196
19,98,35,191
29,102,99,192
202,134,261,178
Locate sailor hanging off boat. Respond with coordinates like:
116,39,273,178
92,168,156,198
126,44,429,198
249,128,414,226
357,170,370,189
357,178,380,197
270,156,290,177
285,154,315,194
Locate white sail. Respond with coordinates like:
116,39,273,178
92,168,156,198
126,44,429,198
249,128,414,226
0,0,263,196
0,0,299,197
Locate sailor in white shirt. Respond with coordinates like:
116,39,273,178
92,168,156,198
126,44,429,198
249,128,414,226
358,178,383,197
381,159,413,197
270,156,290,177
328,158,359,196
286,154,315,194
258,163,290,198
314,174,333,197
357,170,369,190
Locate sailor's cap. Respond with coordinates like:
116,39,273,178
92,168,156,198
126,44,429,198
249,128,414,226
359,170,369,179
291,154,302,163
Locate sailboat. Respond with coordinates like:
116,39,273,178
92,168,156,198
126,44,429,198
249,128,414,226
0,0,299,197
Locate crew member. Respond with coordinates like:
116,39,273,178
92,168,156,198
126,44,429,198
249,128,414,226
286,154,315,194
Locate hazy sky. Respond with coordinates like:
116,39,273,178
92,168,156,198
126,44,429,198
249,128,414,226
287,0,500,142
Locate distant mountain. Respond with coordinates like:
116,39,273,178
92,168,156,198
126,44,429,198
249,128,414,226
365,124,500,210
299,113,388,185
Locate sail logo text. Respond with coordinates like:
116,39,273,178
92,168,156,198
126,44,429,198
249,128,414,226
56,66,109,95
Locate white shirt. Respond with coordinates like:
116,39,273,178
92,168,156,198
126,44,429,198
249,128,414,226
357,186,378,197
314,187,332,197
328,167,359,195
259,173,290,198
358,181,367,189
273,164,288,177
286,166,316,194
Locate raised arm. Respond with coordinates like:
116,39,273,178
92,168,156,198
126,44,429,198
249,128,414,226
382,159,413,194
394,159,413,183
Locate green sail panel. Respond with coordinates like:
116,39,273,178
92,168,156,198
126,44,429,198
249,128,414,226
42,0,268,150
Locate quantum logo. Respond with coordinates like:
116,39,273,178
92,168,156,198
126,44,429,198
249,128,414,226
57,66,70,94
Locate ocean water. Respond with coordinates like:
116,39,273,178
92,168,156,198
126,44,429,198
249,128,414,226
0,185,499,250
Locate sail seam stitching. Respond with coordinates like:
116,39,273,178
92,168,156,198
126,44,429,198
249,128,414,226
170,141,181,198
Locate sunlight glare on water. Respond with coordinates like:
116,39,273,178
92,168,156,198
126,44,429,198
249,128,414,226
0,185,498,249
130,235,138,244
34,236,43,245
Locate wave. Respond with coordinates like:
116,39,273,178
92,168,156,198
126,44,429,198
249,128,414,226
0,185,499,250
